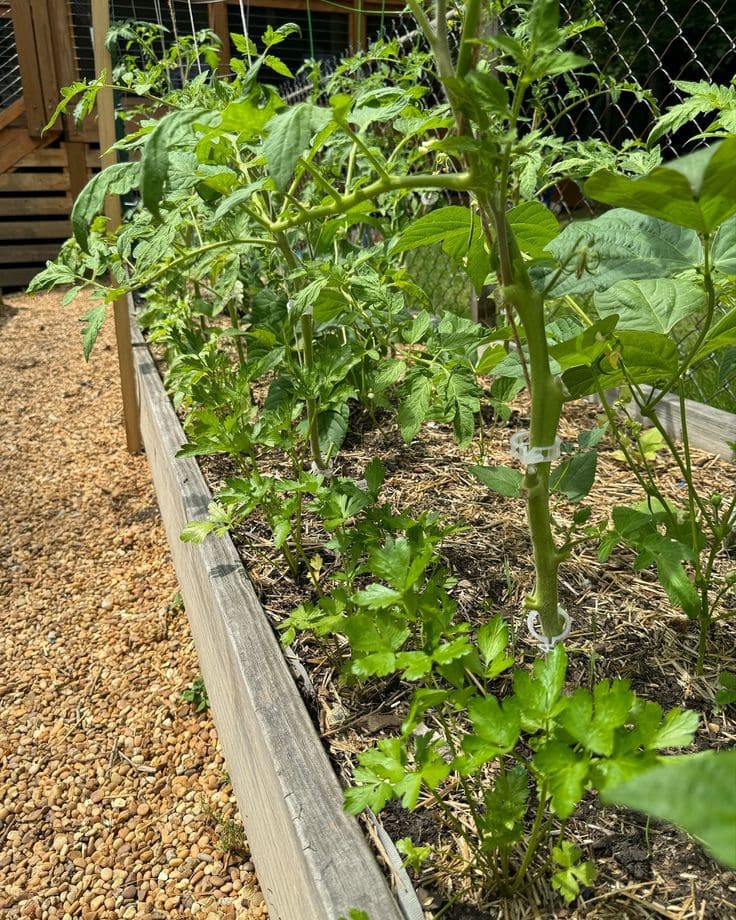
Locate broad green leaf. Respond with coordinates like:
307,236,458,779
141,107,209,217
586,139,736,233
264,54,293,78
697,138,736,232
513,645,567,731
533,741,590,818
212,179,268,221
550,450,597,502
179,519,216,543
71,162,139,252
369,537,412,590
392,206,489,294
350,651,397,677
465,696,521,754
594,279,705,334
263,103,332,191
477,616,509,668
397,372,432,443
559,680,635,756
508,201,559,258
80,304,107,361
551,841,597,903
352,583,403,609
712,216,736,275
562,330,679,399
317,402,349,455
693,306,736,361
585,166,707,232
528,0,560,45
649,708,699,750
604,750,736,867
218,94,283,139
541,210,701,297
548,316,619,372
469,464,523,498
445,367,480,447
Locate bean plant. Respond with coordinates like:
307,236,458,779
31,0,736,907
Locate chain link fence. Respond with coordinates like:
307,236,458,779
280,2,735,413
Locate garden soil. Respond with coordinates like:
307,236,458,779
0,292,266,919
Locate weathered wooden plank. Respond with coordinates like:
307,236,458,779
28,0,60,131
0,98,25,132
0,219,70,240
0,243,60,263
9,1,47,134
131,314,404,920
0,128,41,173
65,141,89,201
0,171,69,192
0,266,40,287
0,195,69,215
14,147,99,169
634,391,736,461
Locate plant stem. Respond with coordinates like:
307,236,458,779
511,779,549,891
300,308,327,471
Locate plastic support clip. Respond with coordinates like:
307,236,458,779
510,431,561,467
526,607,571,652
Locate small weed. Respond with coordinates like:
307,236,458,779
201,797,249,856
181,674,209,712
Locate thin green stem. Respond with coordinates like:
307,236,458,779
510,779,549,891
269,171,473,233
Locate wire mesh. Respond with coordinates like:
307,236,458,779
0,5,22,111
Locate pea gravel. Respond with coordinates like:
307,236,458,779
0,292,266,919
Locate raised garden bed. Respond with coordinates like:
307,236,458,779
131,304,736,920
130,310,411,920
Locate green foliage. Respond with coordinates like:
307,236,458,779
30,5,736,909
181,674,209,713
604,751,736,868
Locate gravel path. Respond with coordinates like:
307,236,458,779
0,292,266,919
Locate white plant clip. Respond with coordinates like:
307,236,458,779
510,431,562,467
526,607,571,652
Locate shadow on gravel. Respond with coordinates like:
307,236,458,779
0,300,19,331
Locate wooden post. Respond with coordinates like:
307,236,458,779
91,0,142,453
65,141,90,201
208,0,232,74
9,0,51,135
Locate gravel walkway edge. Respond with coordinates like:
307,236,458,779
1,292,266,920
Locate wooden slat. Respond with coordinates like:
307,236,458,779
28,0,60,131
13,148,66,168
9,1,47,135
633,390,736,461
0,195,69,215
65,141,89,201
131,314,405,920
0,171,69,192
15,148,99,169
0,242,60,263
0,97,25,132
0,266,40,287
0,128,41,173
0,219,70,240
